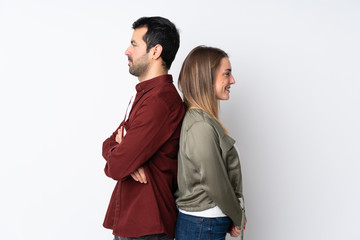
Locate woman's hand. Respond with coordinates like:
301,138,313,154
229,226,242,237
229,220,246,238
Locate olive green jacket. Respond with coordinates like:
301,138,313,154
175,109,246,228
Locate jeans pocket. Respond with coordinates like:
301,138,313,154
176,213,203,240
212,217,232,236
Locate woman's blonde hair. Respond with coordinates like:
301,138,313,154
178,45,228,132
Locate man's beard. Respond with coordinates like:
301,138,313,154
128,53,149,77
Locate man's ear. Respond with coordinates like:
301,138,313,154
151,44,163,60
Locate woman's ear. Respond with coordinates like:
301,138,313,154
151,44,163,60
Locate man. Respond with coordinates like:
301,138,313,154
102,17,185,240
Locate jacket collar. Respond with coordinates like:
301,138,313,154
135,74,173,94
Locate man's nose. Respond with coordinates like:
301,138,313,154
125,46,131,56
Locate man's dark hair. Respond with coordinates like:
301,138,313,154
132,16,180,70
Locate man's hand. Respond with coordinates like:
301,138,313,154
131,167,147,184
116,127,147,184
115,127,123,144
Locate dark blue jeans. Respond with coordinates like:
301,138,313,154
175,212,231,240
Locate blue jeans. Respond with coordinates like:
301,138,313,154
175,212,231,240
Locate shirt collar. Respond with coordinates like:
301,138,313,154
135,74,173,93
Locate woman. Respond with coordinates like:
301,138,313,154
175,46,246,240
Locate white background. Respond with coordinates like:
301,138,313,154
0,0,359,239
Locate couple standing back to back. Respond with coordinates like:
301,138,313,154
102,16,246,240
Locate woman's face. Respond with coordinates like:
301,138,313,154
214,57,235,100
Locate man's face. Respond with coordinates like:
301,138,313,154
125,27,150,78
